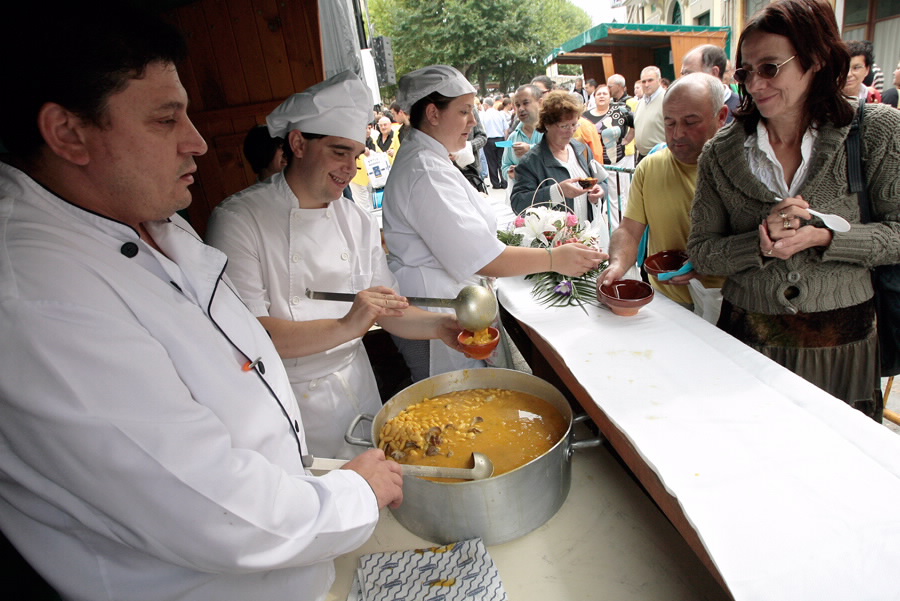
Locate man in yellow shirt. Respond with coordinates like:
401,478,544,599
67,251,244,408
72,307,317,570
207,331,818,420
599,73,727,307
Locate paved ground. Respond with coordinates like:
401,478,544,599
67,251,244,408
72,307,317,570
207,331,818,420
483,183,900,435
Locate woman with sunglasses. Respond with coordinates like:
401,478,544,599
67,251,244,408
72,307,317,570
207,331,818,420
510,90,608,221
688,0,900,421
382,66,607,380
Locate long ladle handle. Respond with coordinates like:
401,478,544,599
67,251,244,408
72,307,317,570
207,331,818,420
306,289,457,309
302,455,482,480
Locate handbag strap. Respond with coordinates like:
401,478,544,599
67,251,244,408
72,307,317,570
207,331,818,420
847,97,871,223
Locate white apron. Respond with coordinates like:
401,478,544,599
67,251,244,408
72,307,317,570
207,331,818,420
280,206,382,459
207,176,390,459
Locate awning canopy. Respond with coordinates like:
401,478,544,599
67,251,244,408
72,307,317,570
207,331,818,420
543,22,731,86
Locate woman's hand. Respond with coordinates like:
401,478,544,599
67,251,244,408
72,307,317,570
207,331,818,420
759,223,833,260
552,243,608,277
558,178,589,198
760,196,833,258
338,286,409,337
766,195,808,240
587,184,604,205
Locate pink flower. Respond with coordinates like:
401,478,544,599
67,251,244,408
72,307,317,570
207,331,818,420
566,214,578,227
514,216,526,227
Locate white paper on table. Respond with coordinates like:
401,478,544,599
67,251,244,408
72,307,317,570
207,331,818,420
497,275,900,601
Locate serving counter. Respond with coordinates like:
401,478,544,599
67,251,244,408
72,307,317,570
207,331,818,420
496,275,900,601
328,428,730,600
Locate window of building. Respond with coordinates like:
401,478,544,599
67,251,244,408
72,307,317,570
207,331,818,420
694,11,710,26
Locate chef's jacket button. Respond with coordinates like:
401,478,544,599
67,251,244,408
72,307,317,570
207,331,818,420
120,242,139,258
294,419,300,432
340,251,349,260
787,271,801,283
291,296,301,305
257,361,265,374
291,254,301,263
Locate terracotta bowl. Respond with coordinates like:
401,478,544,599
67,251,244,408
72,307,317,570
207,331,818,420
644,250,689,277
457,327,500,360
577,177,598,189
597,279,654,316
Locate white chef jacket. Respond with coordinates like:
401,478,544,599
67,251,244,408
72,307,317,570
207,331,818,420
206,173,391,459
383,129,506,376
0,163,378,601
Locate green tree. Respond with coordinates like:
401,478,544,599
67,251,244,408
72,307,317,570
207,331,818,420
369,0,591,95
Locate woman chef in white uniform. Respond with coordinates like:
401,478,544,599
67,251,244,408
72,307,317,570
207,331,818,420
383,65,608,380
207,72,463,459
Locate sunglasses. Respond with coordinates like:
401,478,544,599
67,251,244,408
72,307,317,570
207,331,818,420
733,55,797,85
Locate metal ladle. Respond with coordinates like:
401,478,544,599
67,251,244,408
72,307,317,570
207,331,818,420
302,452,495,481
305,285,498,331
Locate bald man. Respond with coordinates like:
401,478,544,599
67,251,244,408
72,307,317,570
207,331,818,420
600,73,727,308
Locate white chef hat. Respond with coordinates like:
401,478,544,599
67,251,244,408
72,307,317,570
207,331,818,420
396,65,477,112
266,71,373,144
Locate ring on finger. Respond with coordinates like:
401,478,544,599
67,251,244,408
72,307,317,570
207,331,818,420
766,248,774,256
783,219,792,229
779,211,787,219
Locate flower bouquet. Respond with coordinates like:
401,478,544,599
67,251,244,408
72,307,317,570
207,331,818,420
498,205,608,312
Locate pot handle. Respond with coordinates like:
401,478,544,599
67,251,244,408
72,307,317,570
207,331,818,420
344,413,375,447
569,413,604,456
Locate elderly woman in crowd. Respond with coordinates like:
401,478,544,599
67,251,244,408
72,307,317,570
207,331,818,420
383,66,607,380
510,90,608,223
688,0,900,420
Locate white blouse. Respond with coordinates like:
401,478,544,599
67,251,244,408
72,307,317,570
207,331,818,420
744,120,818,198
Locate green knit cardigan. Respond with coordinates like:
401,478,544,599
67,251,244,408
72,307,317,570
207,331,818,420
688,103,900,315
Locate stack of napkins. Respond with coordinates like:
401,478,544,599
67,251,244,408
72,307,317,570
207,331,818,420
351,538,508,601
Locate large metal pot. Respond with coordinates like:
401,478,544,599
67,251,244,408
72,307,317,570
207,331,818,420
345,368,602,545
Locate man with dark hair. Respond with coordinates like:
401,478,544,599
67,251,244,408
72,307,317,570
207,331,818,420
530,74,556,95
0,3,403,600
243,124,286,181
844,40,882,103
388,101,411,141
207,72,461,459
681,44,740,123
584,78,598,110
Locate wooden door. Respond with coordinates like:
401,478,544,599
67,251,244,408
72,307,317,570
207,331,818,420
161,0,324,237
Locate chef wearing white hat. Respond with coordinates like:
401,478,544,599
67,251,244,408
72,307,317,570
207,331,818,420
383,65,608,380
207,71,463,459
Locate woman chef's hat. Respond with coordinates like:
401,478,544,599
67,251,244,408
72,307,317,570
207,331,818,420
395,65,476,112
266,71,372,144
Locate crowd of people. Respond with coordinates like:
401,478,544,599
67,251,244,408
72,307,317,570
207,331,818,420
0,0,898,599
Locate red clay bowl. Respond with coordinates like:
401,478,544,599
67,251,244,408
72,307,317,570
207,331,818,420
577,177,598,189
457,327,500,360
597,279,654,316
644,250,689,277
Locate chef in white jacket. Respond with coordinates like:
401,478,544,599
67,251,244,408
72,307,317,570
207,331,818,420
383,65,609,379
0,3,402,600
206,72,463,460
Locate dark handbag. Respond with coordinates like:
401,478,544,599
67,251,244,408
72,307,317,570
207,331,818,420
847,99,900,377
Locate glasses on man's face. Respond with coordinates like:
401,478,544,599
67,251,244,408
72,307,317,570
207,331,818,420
733,55,797,85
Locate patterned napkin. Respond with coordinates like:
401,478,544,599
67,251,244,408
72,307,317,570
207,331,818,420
355,538,507,601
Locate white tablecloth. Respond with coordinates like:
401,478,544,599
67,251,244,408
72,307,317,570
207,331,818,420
498,275,900,601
